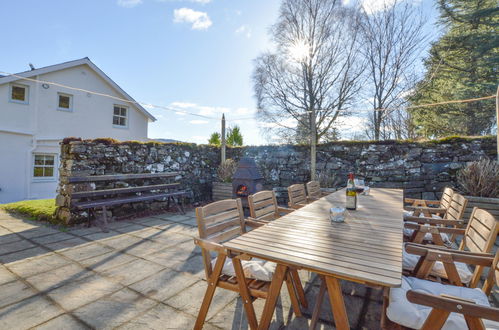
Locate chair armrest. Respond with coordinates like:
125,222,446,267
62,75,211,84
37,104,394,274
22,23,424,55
405,206,447,214
277,207,294,214
404,198,441,206
193,238,226,254
245,218,268,228
406,290,499,322
404,244,494,267
404,216,464,226
404,223,465,236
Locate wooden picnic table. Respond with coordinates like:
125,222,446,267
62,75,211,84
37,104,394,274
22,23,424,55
224,188,404,330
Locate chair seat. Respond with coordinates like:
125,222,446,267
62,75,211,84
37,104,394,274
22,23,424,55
402,246,473,284
387,276,499,330
211,258,276,282
403,212,451,243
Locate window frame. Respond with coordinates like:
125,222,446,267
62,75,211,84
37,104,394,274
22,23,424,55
57,92,73,112
9,83,29,104
112,105,129,129
32,153,57,181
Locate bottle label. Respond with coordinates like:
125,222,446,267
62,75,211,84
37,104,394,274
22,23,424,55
346,195,356,210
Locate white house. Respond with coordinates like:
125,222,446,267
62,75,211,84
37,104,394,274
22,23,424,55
0,58,156,203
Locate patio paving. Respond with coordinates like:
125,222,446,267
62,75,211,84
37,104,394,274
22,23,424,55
0,209,388,329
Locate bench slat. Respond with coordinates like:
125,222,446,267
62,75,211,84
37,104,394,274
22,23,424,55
73,191,188,209
68,172,179,183
71,183,180,199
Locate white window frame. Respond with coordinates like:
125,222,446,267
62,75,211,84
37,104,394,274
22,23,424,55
57,92,73,111
112,105,129,128
9,83,29,104
32,153,57,182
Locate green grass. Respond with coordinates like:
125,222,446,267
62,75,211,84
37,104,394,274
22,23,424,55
0,199,57,222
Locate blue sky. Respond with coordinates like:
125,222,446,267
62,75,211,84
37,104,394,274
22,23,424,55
0,0,438,145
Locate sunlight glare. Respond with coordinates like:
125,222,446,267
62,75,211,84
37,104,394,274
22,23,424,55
288,39,310,62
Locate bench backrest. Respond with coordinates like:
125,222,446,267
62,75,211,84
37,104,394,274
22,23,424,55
248,190,278,220
444,192,468,221
195,199,245,278
288,184,307,208
306,181,322,200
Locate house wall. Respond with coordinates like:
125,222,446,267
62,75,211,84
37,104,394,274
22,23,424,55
0,64,150,203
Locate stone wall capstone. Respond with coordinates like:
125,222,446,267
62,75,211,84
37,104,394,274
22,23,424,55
56,136,497,224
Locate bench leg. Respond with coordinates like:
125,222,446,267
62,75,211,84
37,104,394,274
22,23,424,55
101,206,110,233
87,209,93,228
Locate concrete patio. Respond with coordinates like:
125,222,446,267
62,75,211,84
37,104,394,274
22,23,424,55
0,209,386,329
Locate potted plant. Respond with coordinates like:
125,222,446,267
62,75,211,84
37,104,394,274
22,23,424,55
457,158,499,219
212,159,237,201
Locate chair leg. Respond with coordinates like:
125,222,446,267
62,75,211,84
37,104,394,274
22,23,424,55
194,255,226,330
290,269,308,308
309,276,327,330
464,316,486,330
285,273,303,318
420,308,450,330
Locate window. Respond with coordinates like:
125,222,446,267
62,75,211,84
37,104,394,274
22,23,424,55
10,84,29,103
57,93,73,111
113,105,128,127
33,154,55,178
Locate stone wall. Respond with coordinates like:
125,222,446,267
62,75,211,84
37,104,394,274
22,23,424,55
55,136,497,224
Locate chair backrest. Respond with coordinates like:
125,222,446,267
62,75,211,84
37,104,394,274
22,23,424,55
483,251,499,296
195,199,245,278
306,181,322,200
444,192,467,221
248,190,278,220
288,184,307,207
440,187,454,210
462,207,498,254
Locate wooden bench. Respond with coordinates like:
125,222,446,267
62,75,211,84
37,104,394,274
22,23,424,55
69,172,188,231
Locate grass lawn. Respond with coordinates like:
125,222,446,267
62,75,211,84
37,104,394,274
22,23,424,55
0,199,57,222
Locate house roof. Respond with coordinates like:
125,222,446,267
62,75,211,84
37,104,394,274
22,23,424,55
0,57,156,121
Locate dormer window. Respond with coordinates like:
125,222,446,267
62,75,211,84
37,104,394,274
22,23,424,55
10,83,29,104
113,105,128,127
57,93,73,111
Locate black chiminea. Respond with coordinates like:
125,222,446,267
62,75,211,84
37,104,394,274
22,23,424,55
232,157,264,206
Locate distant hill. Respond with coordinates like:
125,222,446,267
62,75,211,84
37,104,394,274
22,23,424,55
149,138,183,143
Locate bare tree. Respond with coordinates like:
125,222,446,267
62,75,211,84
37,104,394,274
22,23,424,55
360,1,427,140
253,0,365,143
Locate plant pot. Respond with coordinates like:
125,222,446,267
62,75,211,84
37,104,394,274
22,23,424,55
463,195,499,220
212,182,233,201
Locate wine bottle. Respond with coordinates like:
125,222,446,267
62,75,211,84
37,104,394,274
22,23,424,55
346,173,357,210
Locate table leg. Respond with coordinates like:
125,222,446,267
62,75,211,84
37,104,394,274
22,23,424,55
324,276,350,330
258,264,288,330
309,275,327,330
232,257,259,330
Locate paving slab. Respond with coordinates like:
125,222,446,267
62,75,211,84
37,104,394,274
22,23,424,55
73,288,158,329
131,217,172,227
0,246,50,264
0,239,36,255
79,251,138,272
33,313,90,330
130,268,200,301
168,254,206,279
0,265,17,285
112,224,148,234
44,237,89,251
83,230,122,241
0,233,22,244
118,303,218,330
30,232,77,245
16,227,61,239
143,241,201,267
60,243,113,261
101,235,144,250
26,263,92,291
6,253,71,278
0,280,38,308
47,274,123,310
100,259,165,286
116,239,167,257
0,295,63,329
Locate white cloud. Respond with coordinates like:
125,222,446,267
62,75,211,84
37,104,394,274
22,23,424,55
258,117,297,129
170,101,197,108
189,119,209,124
169,101,230,117
159,0,211,3
361,0,421,14
235,25,251,38
117,0,143,8
235,107,256,115
173,8,212,30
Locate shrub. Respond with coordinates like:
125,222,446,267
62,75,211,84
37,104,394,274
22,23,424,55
457,158,499,198
217,159,237,183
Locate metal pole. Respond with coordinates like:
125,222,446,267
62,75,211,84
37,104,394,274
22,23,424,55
221,113,226,163
310,109,316,181
496,85,499,162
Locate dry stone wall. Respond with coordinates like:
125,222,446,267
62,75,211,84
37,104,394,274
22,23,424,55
56,137,496,224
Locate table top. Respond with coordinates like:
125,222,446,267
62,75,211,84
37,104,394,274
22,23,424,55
224,188,404,287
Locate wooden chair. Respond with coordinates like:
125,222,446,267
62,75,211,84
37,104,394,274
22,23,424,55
405,187,454,217
306,181,330,200
287,184,309,209
404,207,499,288
404,192,468,246
193,199,306,329
248,190,294,221
383,249,499,330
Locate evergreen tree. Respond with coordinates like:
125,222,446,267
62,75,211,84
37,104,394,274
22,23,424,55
409,0,498,137
208,132,221,146
226,126,243,146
